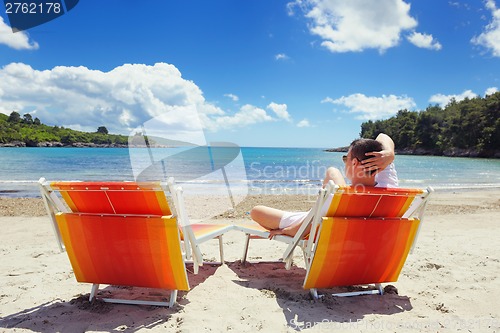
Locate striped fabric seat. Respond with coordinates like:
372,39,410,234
303,217,420,290
55,213,188,307
39,178,231,307
323,186,425,218
280,182,433,298
51,181,172,216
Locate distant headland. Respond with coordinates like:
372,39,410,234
326,92,500,159
0,111,190,149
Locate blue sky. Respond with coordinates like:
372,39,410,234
0,0,499,148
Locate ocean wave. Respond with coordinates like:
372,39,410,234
1,178,500,198
400,179,425,183
431,184,500,191
178,178,321,185
0,180,38,184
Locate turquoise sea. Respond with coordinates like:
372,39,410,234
1,147,499,198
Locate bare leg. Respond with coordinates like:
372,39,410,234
250,205,285,230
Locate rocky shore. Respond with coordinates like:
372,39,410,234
325,146,500,158
0,141,167,148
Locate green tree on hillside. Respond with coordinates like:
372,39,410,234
8,111,21,123
22,113,33,124
97,126,108,134
0,111,129,147
360,92,500,157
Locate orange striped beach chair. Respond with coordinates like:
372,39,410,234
38,177,231,307
283,181,433,299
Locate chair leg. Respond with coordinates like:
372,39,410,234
285,250,295,270
168,290,178,308
311,284,384,299
183,240,192,261
284,257,293,270
218,236,224,263
193,255,199,274
310,288,319,300
242,234,250,263
89,285,179,307
89,284,100,302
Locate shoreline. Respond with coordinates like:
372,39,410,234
1,144,499,158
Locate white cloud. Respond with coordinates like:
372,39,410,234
224,93,239,102
0,62,205,133
0,62,285,135
485,86,498,95
0,16,39,50
211,104,274,129
321,97,335,104
407,31,442,50
288,0,422,53
323,93,416,120
471,0,500,57
275,53,290,60
297,119,311,127
429,89,478,107
267,102,292,121
448,1,471,11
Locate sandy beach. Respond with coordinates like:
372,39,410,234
0,189,499,332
